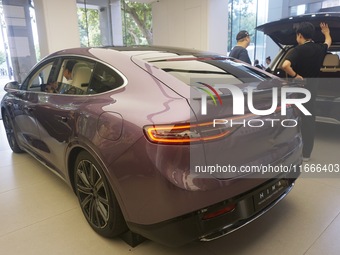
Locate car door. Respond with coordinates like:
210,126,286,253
33,58,95,175
8,58,61,156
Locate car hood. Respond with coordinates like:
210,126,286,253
256,13,340,47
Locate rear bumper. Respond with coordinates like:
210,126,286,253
316,116,340,125
316,97,340,125
126,171,299,247
199,179,293,242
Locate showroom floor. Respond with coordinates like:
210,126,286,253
0,117,339,254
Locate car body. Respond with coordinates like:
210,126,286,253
256,12,340,125
1,46,301,247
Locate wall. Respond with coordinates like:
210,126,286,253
34,0,80,58
207,0,228,55
152,0,228,55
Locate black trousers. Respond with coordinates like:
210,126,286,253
301,79,317,158
301,114,315,158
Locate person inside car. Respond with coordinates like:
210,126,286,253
45,60,77,93
62,60,77,83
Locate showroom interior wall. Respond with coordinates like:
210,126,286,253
152,0,228,55
34,0,80,59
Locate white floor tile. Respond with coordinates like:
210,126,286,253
0,209,132,255
305,211,340,255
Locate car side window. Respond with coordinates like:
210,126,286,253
50,59,95,95
26,60,59,92
87,63,125,94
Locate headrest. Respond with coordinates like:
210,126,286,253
322,54,339,67
71,66,92,90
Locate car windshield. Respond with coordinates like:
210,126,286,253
147,56,272,85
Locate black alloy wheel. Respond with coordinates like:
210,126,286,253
2,111,23,153
74,150,127,237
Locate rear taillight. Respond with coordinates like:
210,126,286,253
275,104,292,112
143,122,239,145
202,204,237,220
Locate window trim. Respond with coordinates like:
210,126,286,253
20,55,128,96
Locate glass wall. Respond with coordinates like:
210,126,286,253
121,0,152,46
322,0,340,8
0,0,154,83
0,4,11,79
228,0,268,67
77,4,102,47
0,0,38,82
287,0,340,15
77,0,153,47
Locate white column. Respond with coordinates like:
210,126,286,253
34,0,80,58
110,0,123,46
207,0,228,55
152,0,228,55
152,0,208,51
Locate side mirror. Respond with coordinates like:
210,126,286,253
4,81,20,91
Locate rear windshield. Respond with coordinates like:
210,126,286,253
147,57,272,85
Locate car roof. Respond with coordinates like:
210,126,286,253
256,12,340,47
107,45,217,56
52,45,222,59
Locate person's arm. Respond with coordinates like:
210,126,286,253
320,22,332,48
281,60,303,80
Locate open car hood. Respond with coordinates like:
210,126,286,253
256,13,340,47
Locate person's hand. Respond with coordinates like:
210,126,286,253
320,22,330,35
45,81,58,93
294,74,303,81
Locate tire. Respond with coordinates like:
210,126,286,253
2,111,24,153
74,150,127,237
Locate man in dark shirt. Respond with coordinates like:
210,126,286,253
282,22,331,161
229,30,252,64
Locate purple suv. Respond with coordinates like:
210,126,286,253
1,46,302,246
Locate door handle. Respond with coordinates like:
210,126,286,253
23,106,34,112
56,115,68,123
